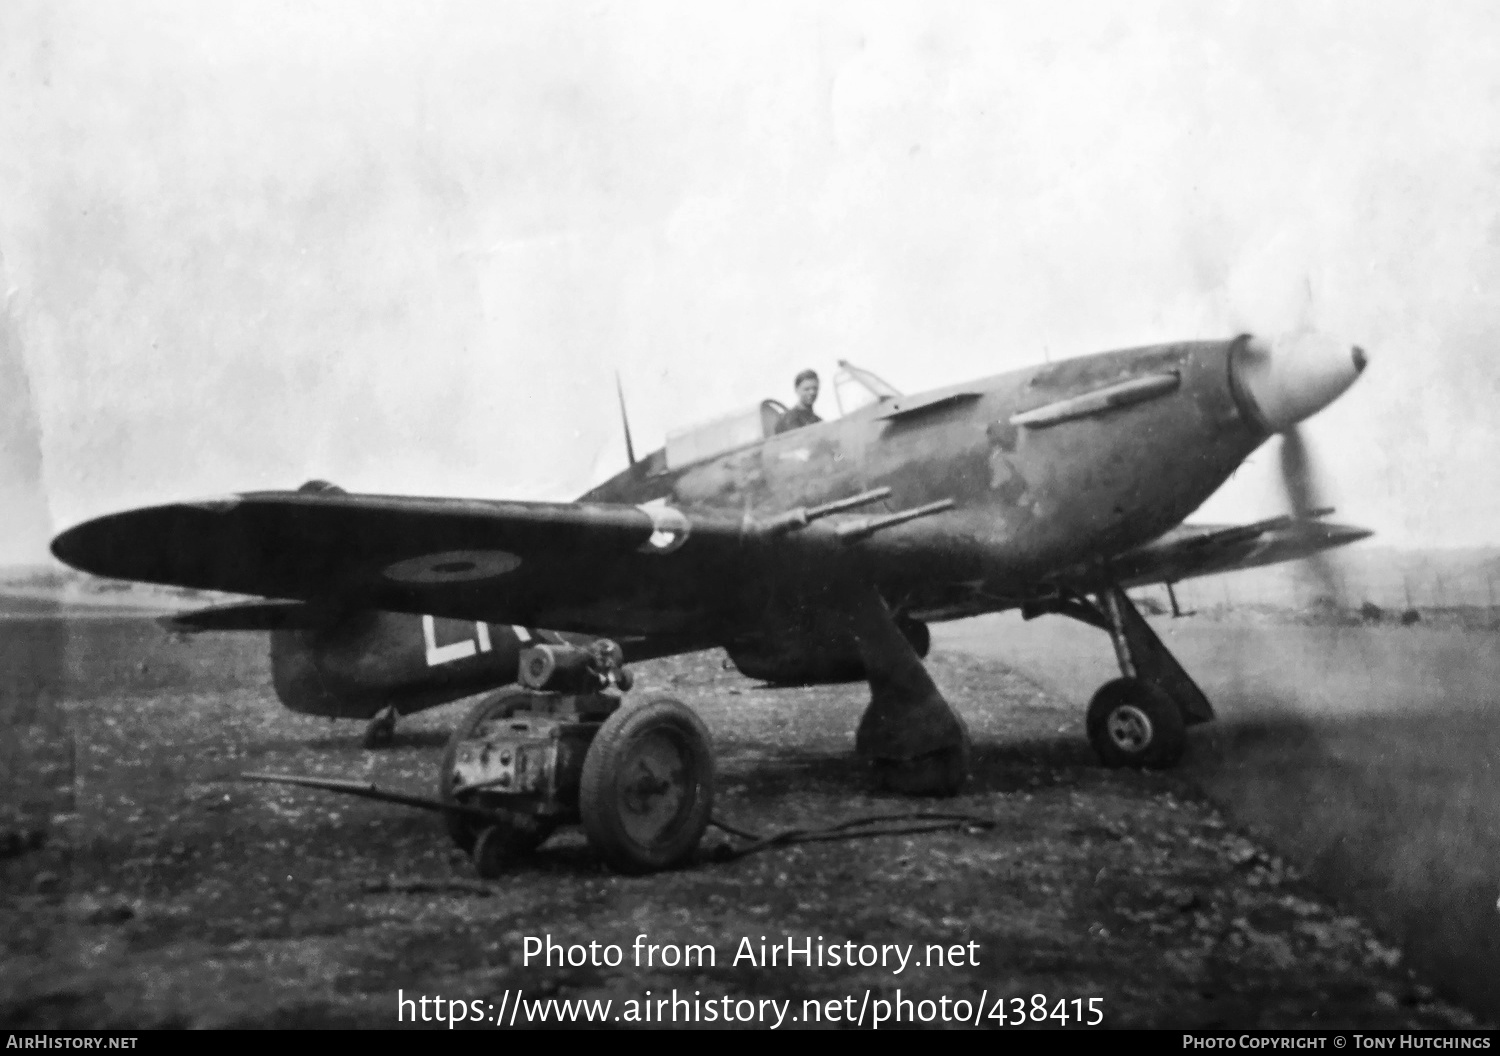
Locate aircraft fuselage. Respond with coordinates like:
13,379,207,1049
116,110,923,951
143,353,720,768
586,339,1266,618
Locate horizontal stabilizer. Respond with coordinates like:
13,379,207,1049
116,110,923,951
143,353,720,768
162,600,325,633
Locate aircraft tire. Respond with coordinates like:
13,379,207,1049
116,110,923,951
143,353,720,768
871,742,969,796
438,688,538,853
1086,677,1186,769
579,696,714,874
895,616,932,659
362,705,398,750
472,820,549,879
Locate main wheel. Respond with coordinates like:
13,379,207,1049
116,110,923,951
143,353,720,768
1086,677,1186,769
579,697,714,874
895,616,931,659
438,688,549,853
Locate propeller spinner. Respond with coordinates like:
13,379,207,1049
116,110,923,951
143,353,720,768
1230,331,1367,434
1231,331,1370,603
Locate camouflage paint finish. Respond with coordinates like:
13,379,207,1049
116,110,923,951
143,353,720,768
266,610,707,719
55,338,1277,708
586,338,1266,631
269,613,532,719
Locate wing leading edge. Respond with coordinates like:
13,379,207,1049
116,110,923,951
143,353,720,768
51,491,826,638
1102,515,1372,589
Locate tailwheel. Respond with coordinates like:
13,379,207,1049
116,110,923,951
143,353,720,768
579,697,713,874
1086,677,1186,769
438,688,539,853
362,705,398,749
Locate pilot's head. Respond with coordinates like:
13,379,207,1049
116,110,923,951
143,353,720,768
794,369,819,409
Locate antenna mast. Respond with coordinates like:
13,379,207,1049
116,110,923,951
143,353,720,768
615,373,637,468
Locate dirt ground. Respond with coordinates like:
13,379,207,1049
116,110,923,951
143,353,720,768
940,611,1500,1025
0,617,1485,1029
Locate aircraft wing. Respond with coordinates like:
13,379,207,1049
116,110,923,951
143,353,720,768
51,491,830,639
1102,515,1372,588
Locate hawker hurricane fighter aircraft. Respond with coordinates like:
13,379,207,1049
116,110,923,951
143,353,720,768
52,332,1369,796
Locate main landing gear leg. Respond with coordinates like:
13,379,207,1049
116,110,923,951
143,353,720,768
1086,584,1214,769
835,583,970,796
363,704,399,749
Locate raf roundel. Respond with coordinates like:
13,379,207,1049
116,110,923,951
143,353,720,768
383,549,523,584
636,503,690,554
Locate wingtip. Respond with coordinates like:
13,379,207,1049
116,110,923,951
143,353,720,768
50,509,142,575
49,519,98,574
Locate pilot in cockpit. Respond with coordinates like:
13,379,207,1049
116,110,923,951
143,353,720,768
775,369,823,434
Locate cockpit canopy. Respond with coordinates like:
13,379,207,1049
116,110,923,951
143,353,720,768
662,361,903,470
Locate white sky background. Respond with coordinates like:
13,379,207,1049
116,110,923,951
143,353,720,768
1,0,1498,564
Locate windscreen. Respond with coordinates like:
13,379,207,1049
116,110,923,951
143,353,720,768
833,360,902,416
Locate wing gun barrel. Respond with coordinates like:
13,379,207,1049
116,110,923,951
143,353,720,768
759,487,893,536
837,498,956,543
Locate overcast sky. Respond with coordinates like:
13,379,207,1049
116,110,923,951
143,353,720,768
1,1,1497,564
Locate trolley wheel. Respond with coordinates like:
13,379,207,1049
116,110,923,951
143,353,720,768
472,818,549,879
1086,677,1186,769
438,688,538,853
579,696,714,874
